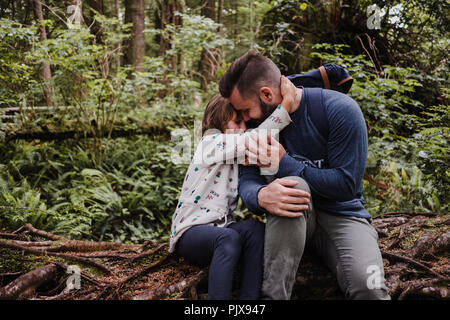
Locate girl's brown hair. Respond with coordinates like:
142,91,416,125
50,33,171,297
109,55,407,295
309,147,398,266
201,94,236,136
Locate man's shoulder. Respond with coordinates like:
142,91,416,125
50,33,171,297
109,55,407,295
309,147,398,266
321,89,360,113
319,89,364,127
321,88,357,105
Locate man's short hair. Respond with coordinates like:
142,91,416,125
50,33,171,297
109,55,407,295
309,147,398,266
219,50,281,100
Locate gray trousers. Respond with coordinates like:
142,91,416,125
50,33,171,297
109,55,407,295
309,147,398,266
261,176,391,300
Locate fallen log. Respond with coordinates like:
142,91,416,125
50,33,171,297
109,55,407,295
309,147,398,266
2,125,170,143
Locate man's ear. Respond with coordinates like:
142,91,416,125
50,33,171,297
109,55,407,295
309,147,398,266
259,87,274,103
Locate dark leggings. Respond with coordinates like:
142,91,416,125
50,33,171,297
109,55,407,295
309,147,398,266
176,219,265,300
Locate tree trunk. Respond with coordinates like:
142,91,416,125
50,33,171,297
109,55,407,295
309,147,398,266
124,0,145,72
68,0,88,99
199,0,222,91
155,0,182,71
85,0,104,44
115,0,121,70
33,0,54,106
217,0,223,25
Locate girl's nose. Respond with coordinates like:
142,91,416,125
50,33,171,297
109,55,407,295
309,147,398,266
242,113,251,122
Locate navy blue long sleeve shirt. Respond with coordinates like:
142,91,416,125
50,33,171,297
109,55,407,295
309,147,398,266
238,88,371,219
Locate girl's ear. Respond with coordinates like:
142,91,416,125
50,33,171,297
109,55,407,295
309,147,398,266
259,87,274,103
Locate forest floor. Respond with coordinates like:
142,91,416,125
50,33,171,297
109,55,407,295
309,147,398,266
0,212,448,300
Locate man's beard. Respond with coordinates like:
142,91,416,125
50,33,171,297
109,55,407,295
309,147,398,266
246,97,279,129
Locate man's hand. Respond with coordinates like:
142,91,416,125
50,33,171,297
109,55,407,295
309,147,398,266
244,132,286,168
257,178,310,217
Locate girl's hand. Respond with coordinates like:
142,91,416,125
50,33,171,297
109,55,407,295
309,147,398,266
280,76,297,113
243,132,286,169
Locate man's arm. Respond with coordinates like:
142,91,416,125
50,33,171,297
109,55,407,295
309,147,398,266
275,92,368,201
238,165,267,215
238,164,310,217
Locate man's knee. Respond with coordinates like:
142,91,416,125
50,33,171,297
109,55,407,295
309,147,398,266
343,264,391,300
281,176,310,193
280,176,314,219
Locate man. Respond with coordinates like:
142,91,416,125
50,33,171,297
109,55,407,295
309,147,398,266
219,51,390,300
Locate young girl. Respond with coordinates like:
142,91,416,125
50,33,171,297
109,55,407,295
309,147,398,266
169,77,296,300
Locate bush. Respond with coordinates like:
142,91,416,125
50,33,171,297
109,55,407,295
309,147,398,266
0,136,188,243
310,44,449,214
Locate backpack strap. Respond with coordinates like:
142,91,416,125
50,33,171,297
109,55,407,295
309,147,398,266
304,87,329,141
318,66,331,89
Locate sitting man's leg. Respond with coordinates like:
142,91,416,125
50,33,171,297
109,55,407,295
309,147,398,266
261,176,316,300
310,211,391,300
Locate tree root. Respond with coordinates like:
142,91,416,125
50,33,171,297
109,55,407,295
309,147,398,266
13,223,65,241
381,251,449,281
129,243,167,263
0,215,448,300
43,240,139,253
0,239,113,275
132,270,206,300
397,279,449,300
116,253,171,290
0,264,58,300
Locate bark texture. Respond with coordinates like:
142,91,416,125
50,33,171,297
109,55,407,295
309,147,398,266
124,0,145,72
33,0,54,106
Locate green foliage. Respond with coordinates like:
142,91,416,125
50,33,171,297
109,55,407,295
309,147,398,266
0,19,39,107
363,162,443,214
310,44,449,214
0,136,188,243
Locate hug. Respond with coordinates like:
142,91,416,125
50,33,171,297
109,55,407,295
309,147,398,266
169,50,391,301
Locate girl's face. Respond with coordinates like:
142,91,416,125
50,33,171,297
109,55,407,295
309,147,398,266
225,111,247,133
